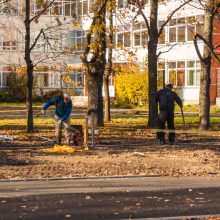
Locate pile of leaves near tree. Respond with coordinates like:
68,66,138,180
115,63,148,107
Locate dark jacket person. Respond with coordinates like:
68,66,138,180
155,84,183,145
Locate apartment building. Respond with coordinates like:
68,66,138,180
0,0,220,104
0,0,87,97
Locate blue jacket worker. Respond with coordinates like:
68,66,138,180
41,92,72,145
155,84,183,145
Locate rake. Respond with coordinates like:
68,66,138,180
180,107,189,143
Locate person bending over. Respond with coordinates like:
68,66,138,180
41,92,72,145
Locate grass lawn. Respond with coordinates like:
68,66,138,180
136,104,220,114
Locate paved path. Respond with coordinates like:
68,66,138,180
0,106,215,119
0,176,220,219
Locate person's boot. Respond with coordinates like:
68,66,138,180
66,139,70,146
56,137,61,145
169,138,175,145
159,138,166,145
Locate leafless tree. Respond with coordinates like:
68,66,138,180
193,0,220,130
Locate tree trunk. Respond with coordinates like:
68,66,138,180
82,0,107,127
147,0,158,128
199,0,213,130
104,2,113,122
25,0,34,132
104,73,111,122
98,70,104,126
87,72,99,126
199,61,211,130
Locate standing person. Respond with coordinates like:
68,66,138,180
41,92,72,145
155,84,183,145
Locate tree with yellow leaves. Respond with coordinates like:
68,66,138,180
115,63,148,106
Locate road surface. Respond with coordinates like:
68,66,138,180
0,176,220,219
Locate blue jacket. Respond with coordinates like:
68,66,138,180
43,95,72,121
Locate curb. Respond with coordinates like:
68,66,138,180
0,174,162,183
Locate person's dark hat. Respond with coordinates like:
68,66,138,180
166,84,173,90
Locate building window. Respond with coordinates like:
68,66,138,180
30,0,77,17
187,61,200,86
177,26,185,42
166,60,200,87
77,0,95,16
158,29,165,44
124,32,131,47
117,33,123,47
0,1,17,14
116,24,132,48
134,32,141,46
187,25,194,41
43,73,49,87
64,30,86,51
0,71,11,87
71,72,84,87
167,15,204,44
169,27,176,43
70,71,84,95
177,61,185,86
142,31,148,46
132,22,148,47
118,0,125,9
158,62,165,89
1,29,17,51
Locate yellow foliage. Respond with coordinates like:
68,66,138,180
115,63,148,106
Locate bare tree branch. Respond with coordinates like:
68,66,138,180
193,33,205,62
30,29,44,52
194,32,220,64
128,0,150,33
157,43,177,58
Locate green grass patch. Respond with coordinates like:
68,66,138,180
135,104,220,114
1,116,220,131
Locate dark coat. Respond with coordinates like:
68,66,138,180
155,88,183,113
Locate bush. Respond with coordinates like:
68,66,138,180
115,63,148,106
0,72,27,102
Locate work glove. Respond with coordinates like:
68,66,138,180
57,119,62,125
41,109,46,115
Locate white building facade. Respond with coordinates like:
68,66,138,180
0,0,220,104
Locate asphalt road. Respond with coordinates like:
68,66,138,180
0,176,220,219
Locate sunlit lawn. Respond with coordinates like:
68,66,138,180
1,116,220,131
